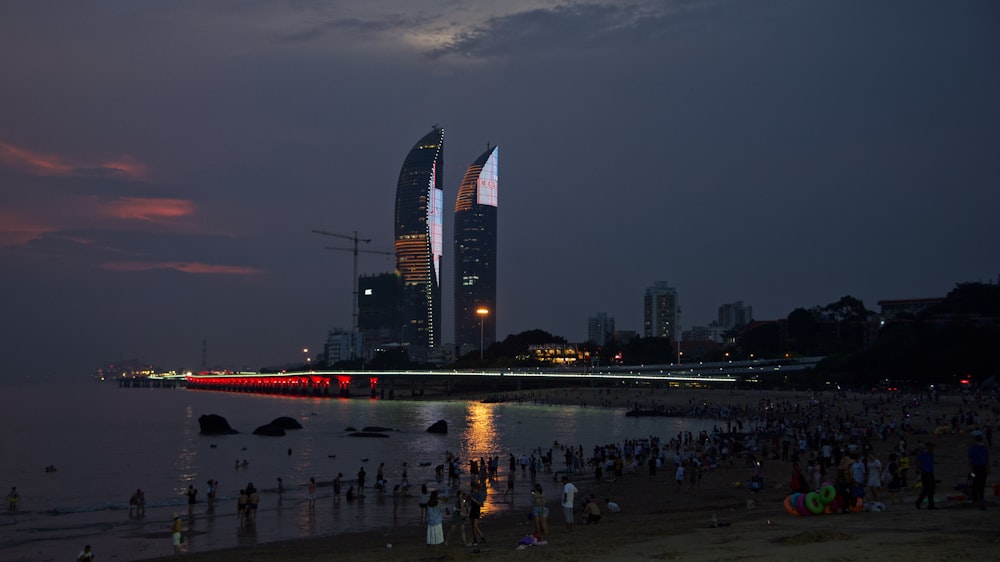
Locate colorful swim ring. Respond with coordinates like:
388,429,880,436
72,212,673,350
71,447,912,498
783,496,800,516
819,485,837,505
795,493,810,515
805,492,824,515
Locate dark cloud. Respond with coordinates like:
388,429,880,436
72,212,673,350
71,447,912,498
430,3,704,59
0,0,997,377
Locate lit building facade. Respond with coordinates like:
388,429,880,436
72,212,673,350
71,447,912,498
453,145,498,350
357,272,403,359
644,281,679,341
395,127,444,348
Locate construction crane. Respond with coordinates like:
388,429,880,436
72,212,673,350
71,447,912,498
311,229,393,358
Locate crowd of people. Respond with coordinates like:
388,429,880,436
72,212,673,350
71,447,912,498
14,385,994,559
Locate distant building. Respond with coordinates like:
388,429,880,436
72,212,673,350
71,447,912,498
427,345,458,366
587,312,615,345
528,344,579,364
644,281,679,341
614,330,638,344
325,328,361,365
877,298,945,321
717,301,753,330
454,145,499,351
395,127,445,348
358,272,403,360
682,325,726,342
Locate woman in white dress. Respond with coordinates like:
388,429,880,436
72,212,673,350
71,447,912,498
866,452,882,501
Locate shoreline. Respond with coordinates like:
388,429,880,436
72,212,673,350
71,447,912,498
141,386,998,561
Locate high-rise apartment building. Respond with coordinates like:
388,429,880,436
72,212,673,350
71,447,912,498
453,145,499,351
357,272,403,358
587,313,615,346
644,281,679,341
717,301,753,330
394,127,444,348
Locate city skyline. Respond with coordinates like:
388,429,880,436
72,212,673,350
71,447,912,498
1,1,997,377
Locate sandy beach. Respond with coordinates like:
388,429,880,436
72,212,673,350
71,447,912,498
145,386,998,561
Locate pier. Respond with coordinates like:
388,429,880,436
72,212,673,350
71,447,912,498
139,357,822,399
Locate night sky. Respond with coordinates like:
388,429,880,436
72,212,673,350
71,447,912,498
2,1,998,378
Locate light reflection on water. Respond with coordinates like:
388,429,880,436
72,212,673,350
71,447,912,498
0,383,717,561
462,402,501,457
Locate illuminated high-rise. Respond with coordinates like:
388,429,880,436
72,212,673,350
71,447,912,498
394,127,444,348
453,145,498,351
644,281,679,341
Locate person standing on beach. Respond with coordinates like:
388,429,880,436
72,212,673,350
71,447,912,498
237,489,248,523
866,453,882,501
468,483,487,544
185,484,197,515
530,483,549,535
968,432,989,510
425,490,445,551
6,487,19,511
129,489,140,517
445,490,468,545
392,484,402,518
77,544,94,561
247,486,260,521
171,514,184,554
885,453,903,504
333,473,342,501
914,442,937,510
357,467,366,494
206,480,217,511
561,476,578,531
419,484,430,522
308,477,316,507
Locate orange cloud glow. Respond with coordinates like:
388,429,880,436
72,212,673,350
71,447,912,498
102,197,196,222
0,141,148,178
103,261,264,275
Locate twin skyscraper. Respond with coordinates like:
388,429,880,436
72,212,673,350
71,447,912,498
390,127,498,357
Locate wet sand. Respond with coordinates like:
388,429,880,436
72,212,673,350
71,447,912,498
145,387,998,561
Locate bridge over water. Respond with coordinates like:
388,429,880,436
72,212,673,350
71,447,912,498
137,357,823,398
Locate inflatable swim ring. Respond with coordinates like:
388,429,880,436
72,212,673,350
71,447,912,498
805,492,824,514
783,495,800,516
819,485,837,505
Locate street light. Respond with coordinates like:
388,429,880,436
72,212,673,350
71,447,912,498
476,308,489,361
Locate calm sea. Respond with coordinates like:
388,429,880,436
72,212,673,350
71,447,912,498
0,380,713,561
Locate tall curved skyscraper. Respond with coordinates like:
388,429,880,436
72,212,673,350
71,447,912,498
454,145,498,352
395,127,444,348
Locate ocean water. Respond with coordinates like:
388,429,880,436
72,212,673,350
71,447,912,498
0,381,713,561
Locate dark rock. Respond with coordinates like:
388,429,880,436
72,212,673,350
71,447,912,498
345,426,357,432
253,424,286,436
199,414,238,435
362,426,393,432
426,420,448,434
270,416,303,430
348,432,391,438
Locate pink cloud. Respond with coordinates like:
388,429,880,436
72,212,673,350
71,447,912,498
103,261,264,275
101,197,196,222
0,195,202,247
0,141,148,178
